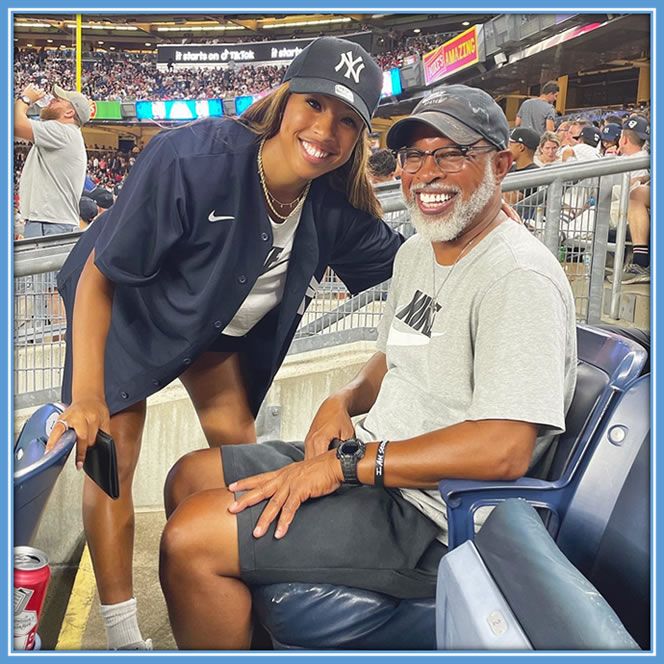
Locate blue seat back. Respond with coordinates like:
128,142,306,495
557,375,650,649
472,499,639,650
14,403,76,545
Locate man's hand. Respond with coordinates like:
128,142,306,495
303,395,355,459
20,84,46,105
227,451,344,539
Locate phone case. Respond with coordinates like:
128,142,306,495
83,430,120,499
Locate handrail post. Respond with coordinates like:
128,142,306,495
609,172,632,319
543,179,564,256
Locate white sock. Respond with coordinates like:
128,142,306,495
99,597,146,650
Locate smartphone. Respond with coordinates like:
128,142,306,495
83,429,120,499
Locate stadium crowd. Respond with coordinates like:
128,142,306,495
14,30,457,101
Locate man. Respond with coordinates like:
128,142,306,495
608,115,650,283
79,196,99,230
158,84,578,650
15,83,91,237
367,148,399,184
515,81,559,134
600,123,622,155
504,127,540,206
562,125,601,162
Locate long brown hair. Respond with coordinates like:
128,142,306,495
239,83,382,218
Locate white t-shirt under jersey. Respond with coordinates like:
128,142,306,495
223,206,302,337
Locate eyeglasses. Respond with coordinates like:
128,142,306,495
395,144,497,174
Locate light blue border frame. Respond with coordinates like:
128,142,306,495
3,3,657,662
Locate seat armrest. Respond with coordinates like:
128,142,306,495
439,477,569,550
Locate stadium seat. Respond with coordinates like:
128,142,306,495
252,324,648,650
440,323,647,549
436,498,640,650
14,403,76,545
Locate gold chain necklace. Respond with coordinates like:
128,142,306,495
429,213,503,321
258,138,311,221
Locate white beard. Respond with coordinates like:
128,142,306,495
403,160,497,243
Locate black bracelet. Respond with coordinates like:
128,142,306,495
374,440,389,488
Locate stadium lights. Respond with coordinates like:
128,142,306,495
64,22,139,31
15,22,52,28
462,21,470,26
156,25,245,31
46,39,53,43
262,17,352,29
413,28,421,33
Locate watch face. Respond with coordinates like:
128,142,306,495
341,441,360,455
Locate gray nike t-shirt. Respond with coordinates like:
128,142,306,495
355,222,578,538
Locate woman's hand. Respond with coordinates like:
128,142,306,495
45,397,110,470
227,452,343,539
303,396,355,459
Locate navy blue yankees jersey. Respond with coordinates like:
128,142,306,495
57,118,403,416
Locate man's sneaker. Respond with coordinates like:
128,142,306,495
621,263,650,284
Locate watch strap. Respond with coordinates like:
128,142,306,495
19,95,32,105
340,454,360,485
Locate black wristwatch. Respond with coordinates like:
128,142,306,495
18,95,32,105
335,437,366,485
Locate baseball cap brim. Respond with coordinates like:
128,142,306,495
288,77,371,129
386,111,484,151
53,84,91,124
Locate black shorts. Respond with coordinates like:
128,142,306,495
207,333,248,354
221,442,445,599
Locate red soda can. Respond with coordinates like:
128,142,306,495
14,546,51,650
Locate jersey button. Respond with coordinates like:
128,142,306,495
120,391,129,399
214,320,222,329
237,274,247,284
182,357,192,365
152,379,160,387
260,232,269,241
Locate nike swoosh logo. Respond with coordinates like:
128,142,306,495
208,212,235,222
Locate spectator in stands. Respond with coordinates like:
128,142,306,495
79,196,99,229
504,127,540,206
608,115,651,284
47,36,401,652
14,83,91,237
561,125,601,162
600,123,621,155
89,186,114,210
556,120,575,150
367,148,398,184
515,81,559,134
158,84,577,650
534,131,562,166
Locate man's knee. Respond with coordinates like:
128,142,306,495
160,489,239,581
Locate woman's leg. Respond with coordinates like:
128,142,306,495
83,399,146,606
179,351,256,446
159,488,251,650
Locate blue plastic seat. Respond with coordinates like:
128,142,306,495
440,324,647,549
252,325,648,650
437,498,640,650
438,374,650,649
14,403,76,546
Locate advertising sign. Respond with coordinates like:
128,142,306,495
157,32,371,67
89,100,122,120
423,26,481,86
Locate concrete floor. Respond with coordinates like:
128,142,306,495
53,510,177,651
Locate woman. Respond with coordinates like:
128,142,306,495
47,36,400,650
534,131,562,166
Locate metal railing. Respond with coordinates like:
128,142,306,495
13,154,649,406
